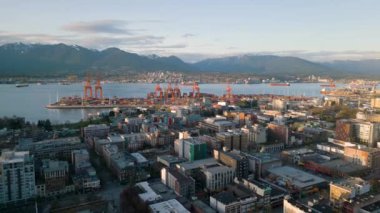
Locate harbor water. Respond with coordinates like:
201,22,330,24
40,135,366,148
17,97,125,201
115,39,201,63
0,83,343,123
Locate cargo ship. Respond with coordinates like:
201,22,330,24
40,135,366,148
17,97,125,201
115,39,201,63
320,88,331,95
16,84,29,88
269,83,290,86
320,80,336,88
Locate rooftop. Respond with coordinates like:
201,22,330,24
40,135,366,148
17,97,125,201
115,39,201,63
42,159,69,173
107,134,125,143
0,150,32,163
361,200,380,212
243,152,281,163
176,158,217,172
332,177,369,191
111,152,135,169
135,181,161,202
268,166,326,189
131,152,149,164
320,159,368,174
157,155,185,164
167,168,194,183
213,191,238,205
191,200,216,213
180,137,206,145
149,199,189,213
202,163,235,174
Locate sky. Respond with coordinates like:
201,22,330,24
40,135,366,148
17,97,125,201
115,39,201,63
1,0,380,62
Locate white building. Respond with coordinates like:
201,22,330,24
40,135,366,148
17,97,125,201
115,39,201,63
0,151,35,204
241,124,267,144
202,164,235,191
351,121,380,147
149,199,190,213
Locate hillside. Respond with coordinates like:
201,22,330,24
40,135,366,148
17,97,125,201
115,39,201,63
0,43,379,78
0,43,192,76
194,55,338,77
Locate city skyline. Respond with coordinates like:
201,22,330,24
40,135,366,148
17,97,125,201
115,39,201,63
1,0,380,62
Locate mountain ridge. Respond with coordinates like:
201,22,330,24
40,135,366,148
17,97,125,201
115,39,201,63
0,42,379,78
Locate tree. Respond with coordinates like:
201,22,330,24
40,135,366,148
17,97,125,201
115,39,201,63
44,119,53,131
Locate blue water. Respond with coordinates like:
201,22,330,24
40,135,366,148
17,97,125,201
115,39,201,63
0,83,343,123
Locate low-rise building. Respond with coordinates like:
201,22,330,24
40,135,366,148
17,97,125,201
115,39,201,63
149,199,190,213
330,177,371,206
39,159,74,196
200,117,236,134
267,166,327,193
157,155,186,167
344,146,380,171
71,149,90,173
83,124,109,138
161,167,195,198
210,184,256,213
17,137,85,161
243,152,282,178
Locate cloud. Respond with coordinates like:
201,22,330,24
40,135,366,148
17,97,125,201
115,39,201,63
151,43,187,49
0,32,72,44
62,20,132,34
251,50,380,62
182,33,195,38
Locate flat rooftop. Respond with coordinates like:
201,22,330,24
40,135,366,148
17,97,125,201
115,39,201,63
135,181,161,202
320,159,368,174
192,200,216,213
361,200,380,212
202,163,235,174
131,152,148,164
157,155,185,164
149,199,189,213
268,166,326,189
243,152,281,163
176,158,217,172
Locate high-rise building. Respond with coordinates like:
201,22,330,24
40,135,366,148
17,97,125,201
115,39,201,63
335,120,353,142
267,123,289,145
336,119,380,147
0,151,35,204
202,164,235,192
216,130,248,152
241,124,267,145
175,133,207,161
215,150,249,179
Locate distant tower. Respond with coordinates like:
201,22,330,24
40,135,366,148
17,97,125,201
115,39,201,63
167,83,173,101
84,78,93,99
94,79,103,99
174,83,181,98
155,84,163,100
192,82,200,98
226,84,233,103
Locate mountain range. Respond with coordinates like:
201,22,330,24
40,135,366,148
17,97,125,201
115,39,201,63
0,43,379,78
